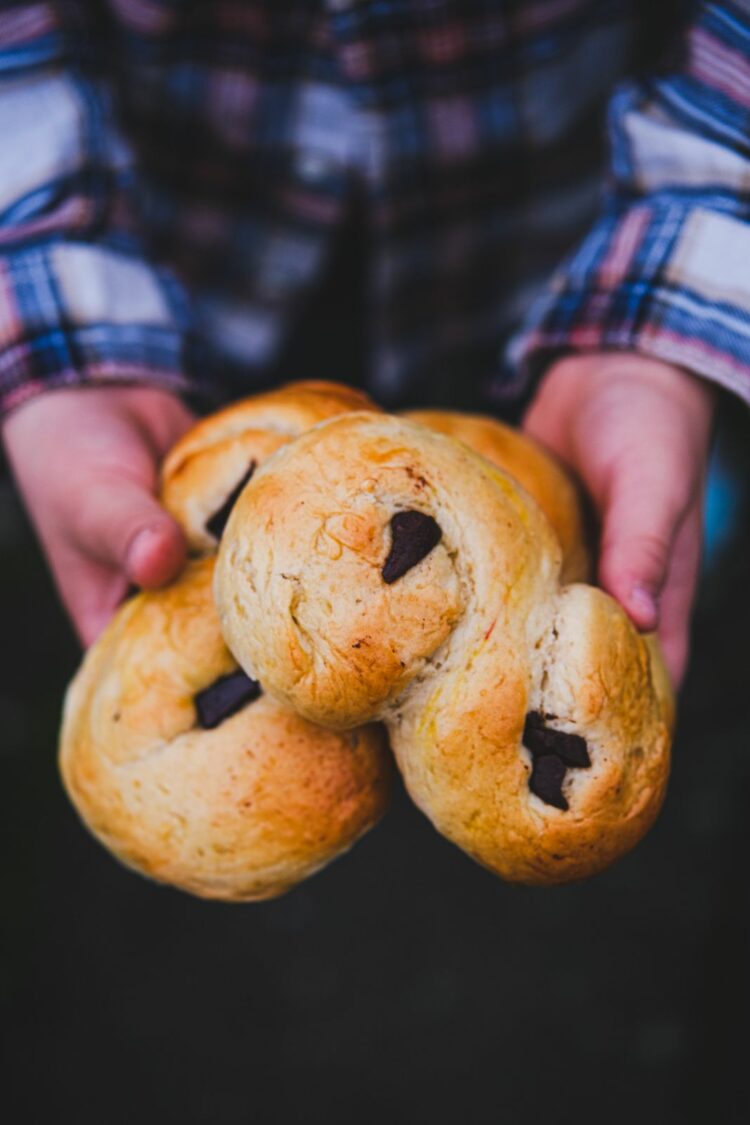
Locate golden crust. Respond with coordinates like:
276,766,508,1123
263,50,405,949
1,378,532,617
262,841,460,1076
215,413,672,885
161,380,381,552
404,410,589,583
59,557,392,901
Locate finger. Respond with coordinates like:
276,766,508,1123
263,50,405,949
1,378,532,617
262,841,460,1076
69,477,187,589
45,540,130,647
72,567,130,648
597,459,693,633
522,394,569,463
126,389,197,454
655,499,703,690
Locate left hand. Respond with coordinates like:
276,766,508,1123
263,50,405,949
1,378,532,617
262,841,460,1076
1,385,195,647
523,353,716,689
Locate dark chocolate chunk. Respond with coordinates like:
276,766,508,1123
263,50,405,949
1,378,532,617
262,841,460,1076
205,462,257,541
523,711,590,768
522,712,591,810
529,752,569,811
195,670,261,729
382,510,442,584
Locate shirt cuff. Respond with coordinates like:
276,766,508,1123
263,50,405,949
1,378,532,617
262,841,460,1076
0,242,212,416
508,201,750,406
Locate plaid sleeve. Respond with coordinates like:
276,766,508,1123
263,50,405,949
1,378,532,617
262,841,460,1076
510,1,750,405
0,4,201,417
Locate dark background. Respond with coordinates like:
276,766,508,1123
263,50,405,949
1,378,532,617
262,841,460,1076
2,230,750,1125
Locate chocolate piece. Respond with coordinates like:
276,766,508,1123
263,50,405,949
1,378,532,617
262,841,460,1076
382,510,442,584
523,711,590,768
529,753,568,811
205,462,257,541
195,670,261,729
522,712,591,810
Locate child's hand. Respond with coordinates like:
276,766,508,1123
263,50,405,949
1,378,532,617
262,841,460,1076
523,354,716,688
2,386,195,646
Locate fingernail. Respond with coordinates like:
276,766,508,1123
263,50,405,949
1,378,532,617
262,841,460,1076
629,584,659,629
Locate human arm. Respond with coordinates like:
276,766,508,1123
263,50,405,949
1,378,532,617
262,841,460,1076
0,5,205,641
512,3,750,684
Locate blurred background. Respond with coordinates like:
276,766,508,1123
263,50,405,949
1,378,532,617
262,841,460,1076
1,243,749,1123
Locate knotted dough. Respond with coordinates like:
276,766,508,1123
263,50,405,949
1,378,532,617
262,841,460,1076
215,412,672,884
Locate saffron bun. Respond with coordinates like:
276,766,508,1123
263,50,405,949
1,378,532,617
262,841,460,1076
160,380,380,552
404,409,589,583
215,413,673,885
59,557,391,901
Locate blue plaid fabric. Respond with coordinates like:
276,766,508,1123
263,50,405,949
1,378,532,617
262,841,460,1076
0,1,749,416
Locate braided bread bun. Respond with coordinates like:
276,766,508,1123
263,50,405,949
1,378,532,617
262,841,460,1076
403,410,589,583
59,557,391,901
215,413,673,885
161,380,380,552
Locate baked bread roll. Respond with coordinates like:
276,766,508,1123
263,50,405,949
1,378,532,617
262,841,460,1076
404,410,589,583
161,380,380,552
59,558,391,901
215,413,673,885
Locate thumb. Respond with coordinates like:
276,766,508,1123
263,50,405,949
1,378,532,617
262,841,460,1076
597,463,688,633
72,476,187,589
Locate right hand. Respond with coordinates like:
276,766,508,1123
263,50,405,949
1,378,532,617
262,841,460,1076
523,354,715,688
2,385,195,646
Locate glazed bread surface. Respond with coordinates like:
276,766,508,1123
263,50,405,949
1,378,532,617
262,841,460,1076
405,409,589,583
161,380,380,552
214,412,672,885
59,557,391,901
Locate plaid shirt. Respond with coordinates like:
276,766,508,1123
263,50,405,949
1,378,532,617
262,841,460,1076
0,0,749,417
